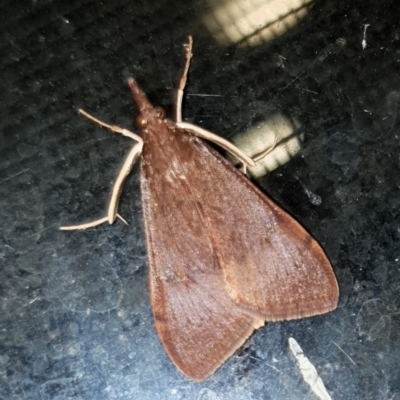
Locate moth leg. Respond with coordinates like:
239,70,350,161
60,110,143,231
60,215,126,231
252,132,278,163
176,122,256,168
173,37,255,171
60,143,142,230
174,37,277,173
237,132,278,173
175,36,193,123
106,141,142,224
177,122,279,172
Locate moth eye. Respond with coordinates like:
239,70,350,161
135,114,147,129
154,106,167,119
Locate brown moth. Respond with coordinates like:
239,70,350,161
61,37,339,381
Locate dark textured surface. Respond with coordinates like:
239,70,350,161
1,0,400,399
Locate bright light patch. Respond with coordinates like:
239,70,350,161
232,113,303,178
203,0,314,46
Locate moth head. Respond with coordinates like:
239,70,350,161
134,106,167,130
128,78,167,130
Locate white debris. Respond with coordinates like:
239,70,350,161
288,337,332,400
362,24,370,49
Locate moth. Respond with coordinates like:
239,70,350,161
61,37,339,381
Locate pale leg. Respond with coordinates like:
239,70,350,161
175,36,193,123
174,37,271,171
60,110,143,231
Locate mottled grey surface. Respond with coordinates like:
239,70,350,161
1,0,400,399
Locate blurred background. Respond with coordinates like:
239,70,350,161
1,0,400,398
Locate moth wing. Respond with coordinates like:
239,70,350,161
170,128,339,322
140,123,263,381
